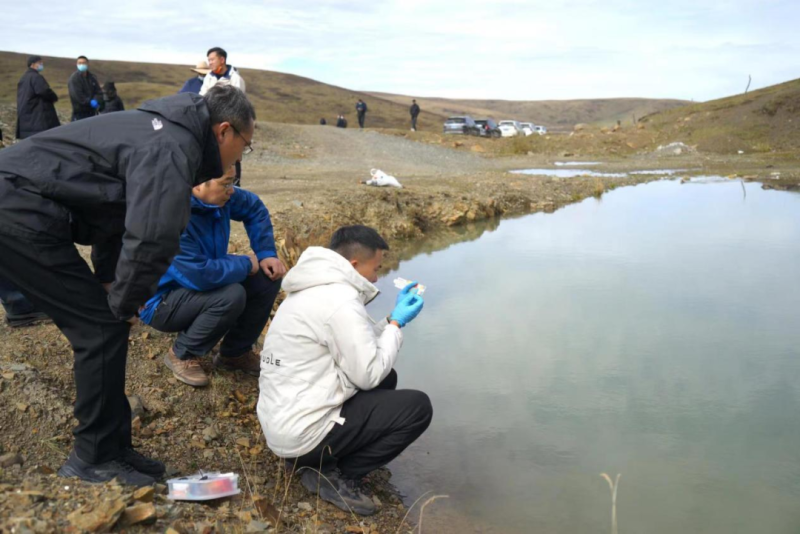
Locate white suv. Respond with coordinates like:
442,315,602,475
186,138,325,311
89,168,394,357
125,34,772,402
498,120,524,137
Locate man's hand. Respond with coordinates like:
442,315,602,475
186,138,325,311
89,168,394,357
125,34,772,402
260,257,287,281
248,253,259,275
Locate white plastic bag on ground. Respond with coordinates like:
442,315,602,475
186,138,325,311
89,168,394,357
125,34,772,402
364,168,403,188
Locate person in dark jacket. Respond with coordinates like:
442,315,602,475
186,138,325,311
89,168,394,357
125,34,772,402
100,82,125,114
0,275,49,327
356,99,368,128
139,166,285,387
320,118,327,125
0,85,256,487
409,100,420,131
336,115,347,128
68,56,104,121
179,61,211,94
16,55,60,139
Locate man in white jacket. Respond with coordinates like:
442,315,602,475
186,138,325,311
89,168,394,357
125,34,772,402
258,225,431,515
201,47,246,186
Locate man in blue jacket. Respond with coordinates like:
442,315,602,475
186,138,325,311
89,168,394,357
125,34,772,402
139,167,286,386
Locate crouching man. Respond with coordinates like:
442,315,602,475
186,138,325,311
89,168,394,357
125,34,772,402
258,225,432,516
139,166,286,386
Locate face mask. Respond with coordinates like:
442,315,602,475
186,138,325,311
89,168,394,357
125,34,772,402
77,64,88,72
36,64,44,72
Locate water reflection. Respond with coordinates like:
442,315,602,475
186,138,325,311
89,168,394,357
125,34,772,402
371,180,800,533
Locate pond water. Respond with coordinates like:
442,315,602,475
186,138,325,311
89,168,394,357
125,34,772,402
372,179,800,533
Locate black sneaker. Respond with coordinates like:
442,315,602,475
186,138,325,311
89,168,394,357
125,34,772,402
6,311,51,328
120,447,166,478
57,449,155,487
300,468,376,516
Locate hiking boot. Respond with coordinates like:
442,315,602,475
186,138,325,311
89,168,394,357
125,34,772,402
6,311,51,328
299,468,376,516
120,447,166,478
57,449,155,487
163,349,208,387
213,350,260,377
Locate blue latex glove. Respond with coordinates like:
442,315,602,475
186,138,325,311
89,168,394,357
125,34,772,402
390,292,424,327
90,99,99,109
395,281,418,306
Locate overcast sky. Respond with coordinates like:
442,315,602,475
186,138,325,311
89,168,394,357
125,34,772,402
3,0,798,102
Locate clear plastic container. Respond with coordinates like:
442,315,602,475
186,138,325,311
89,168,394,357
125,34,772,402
167,472,240,501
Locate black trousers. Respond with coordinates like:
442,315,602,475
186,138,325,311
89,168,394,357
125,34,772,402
0,274,38,316
411,116,418,130
149,271,281,359
290,370,433,479
357,112,366,129
0,231,132,464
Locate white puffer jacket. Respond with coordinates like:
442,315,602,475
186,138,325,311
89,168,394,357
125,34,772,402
257,247,403,457
199,66,246,96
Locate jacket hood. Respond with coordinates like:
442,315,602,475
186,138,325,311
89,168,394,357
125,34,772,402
138,93,222,184
282,247,379,304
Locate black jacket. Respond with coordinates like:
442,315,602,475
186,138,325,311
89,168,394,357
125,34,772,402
102,95,125,114
68,70,104,119
0,93,223,320
410,103,420,118
16,68,60,139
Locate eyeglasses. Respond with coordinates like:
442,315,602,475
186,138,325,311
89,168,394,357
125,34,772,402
231,125,254,155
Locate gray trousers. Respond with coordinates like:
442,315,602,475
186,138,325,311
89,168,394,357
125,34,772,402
149,271,281,360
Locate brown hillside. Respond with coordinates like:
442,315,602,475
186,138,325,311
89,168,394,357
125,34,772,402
0,51,445,129
368,91,689,131
641,77,800,153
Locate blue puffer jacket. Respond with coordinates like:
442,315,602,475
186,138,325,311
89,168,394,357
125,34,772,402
139,187,276,324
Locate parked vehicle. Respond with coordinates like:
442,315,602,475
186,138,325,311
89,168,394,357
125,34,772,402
475,119,501,138
443,116,479,135
498,120,524,137
520,122,535,136
533,125,547,135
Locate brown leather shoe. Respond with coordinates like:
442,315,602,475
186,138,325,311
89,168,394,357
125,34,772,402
213,350,260,377
163,348,209,387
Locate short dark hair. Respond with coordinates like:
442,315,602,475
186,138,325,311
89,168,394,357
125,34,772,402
329,225,389,260
204,85,256,132
77,55,89,62
207,47,228,60
27,55,42,67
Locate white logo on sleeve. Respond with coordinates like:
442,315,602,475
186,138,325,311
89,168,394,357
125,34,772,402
151,118,163,131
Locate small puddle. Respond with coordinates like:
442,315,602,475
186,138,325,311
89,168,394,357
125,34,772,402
511,168,691,178
554,161,604,166
510,169,627,178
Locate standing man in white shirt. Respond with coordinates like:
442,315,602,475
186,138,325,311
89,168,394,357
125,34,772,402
201,47,246,185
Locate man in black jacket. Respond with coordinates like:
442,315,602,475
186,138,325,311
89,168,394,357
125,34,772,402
356,99,368,128
16,55,60,139
68,56,104,121
0,86,256,486
409,99,420,131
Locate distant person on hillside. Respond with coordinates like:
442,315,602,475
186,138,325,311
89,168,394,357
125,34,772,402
16,55,60,139
68,56,104,121
355,99,368,128
336,115,347,128
179,61,211,94
320,118,327,125
100,82,125,114
409,99,420,131
201,47,246,186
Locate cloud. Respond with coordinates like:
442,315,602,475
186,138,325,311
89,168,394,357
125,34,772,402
3,0,798,101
